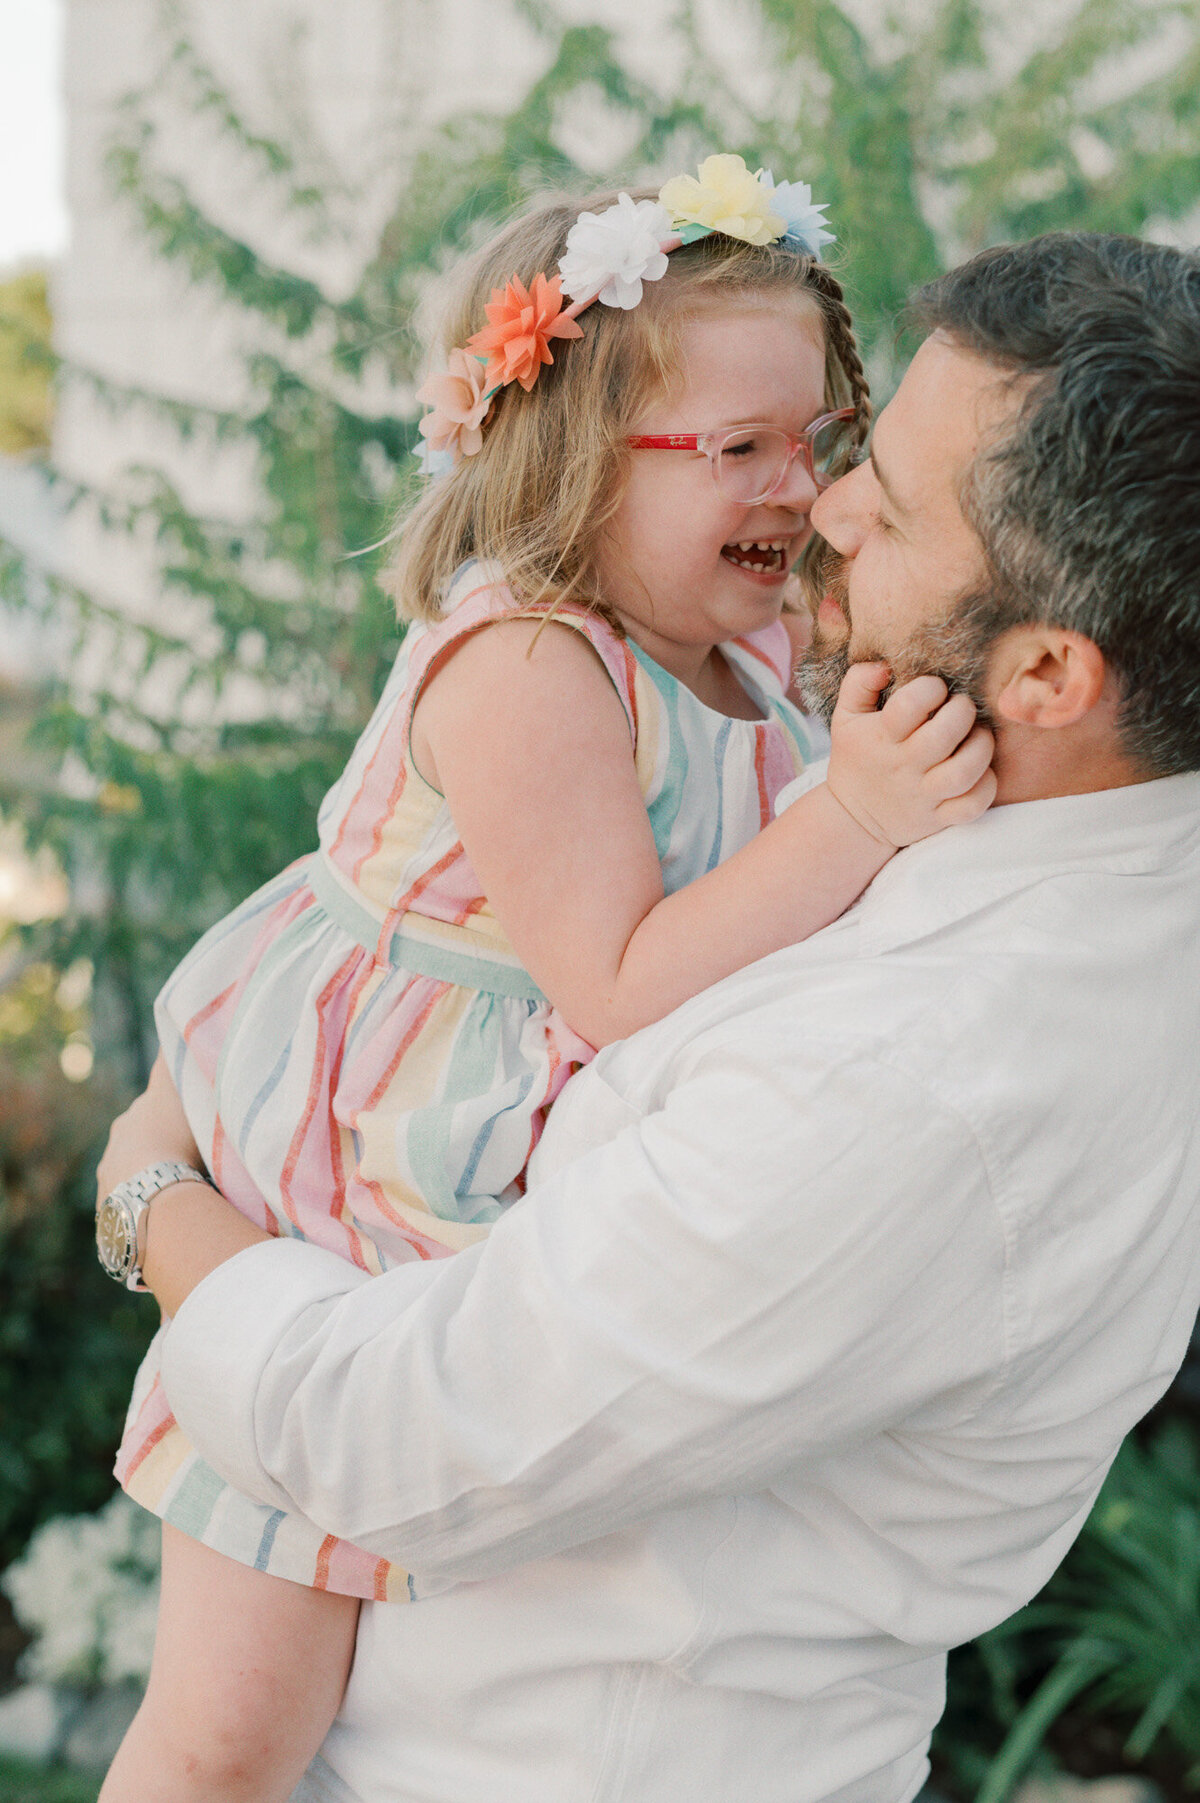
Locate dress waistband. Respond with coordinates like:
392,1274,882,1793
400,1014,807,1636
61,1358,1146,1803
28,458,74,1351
306,854,548,1004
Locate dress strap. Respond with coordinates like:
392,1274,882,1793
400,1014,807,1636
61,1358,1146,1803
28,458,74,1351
306,852,547,1003
403,564,640,754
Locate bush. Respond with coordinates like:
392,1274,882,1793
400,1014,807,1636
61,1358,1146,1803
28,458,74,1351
0,998,152,1574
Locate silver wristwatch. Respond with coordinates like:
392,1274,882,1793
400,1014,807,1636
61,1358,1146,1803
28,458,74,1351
95,1159,209,1291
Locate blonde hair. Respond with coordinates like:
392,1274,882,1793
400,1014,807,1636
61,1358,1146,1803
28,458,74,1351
382,186,871,629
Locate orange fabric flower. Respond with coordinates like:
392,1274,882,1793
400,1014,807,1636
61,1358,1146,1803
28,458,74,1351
465,273,583,393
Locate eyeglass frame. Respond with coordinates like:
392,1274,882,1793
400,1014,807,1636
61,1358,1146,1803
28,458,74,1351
627,407,860,503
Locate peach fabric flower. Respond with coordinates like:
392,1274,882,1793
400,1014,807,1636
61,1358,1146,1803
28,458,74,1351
465,273,583,394
415,348,491,459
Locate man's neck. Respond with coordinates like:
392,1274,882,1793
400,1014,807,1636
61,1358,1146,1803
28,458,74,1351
990,719,1154,805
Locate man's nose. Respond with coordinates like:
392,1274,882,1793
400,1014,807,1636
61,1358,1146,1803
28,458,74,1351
811,459,873,554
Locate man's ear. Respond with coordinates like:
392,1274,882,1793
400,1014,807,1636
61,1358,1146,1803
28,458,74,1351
992,627,1108,729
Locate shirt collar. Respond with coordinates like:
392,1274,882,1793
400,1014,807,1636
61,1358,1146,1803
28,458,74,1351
846,770,1200,956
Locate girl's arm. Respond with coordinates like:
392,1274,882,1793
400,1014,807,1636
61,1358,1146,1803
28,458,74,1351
412,618,993,1049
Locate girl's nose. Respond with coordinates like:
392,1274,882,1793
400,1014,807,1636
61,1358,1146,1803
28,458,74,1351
768,450,819,512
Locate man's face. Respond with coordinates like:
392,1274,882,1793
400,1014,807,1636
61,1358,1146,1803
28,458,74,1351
799,335,1020,722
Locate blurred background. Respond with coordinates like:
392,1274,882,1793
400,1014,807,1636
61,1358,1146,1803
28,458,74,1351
1,1,1198,1798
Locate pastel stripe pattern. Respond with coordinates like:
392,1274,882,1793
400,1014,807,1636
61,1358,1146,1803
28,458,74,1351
116,563,812,1599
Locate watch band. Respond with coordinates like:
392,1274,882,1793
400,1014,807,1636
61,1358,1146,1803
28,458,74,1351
95,1159,210,1292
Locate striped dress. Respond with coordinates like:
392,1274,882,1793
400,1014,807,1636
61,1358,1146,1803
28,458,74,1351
115,563,813,1600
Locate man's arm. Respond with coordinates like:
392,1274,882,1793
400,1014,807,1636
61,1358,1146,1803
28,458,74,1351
160,1037,1007,1586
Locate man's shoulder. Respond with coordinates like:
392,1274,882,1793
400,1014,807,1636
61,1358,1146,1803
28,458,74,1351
606,774,1200,1121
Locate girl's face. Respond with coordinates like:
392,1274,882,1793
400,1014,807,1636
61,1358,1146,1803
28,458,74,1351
596,304,829,679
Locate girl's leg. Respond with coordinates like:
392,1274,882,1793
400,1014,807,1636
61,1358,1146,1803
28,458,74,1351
100,1523,359,1803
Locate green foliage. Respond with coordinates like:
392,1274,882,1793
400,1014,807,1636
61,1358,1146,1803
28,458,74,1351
0,269,53,454
752,0,1200,378
0,1755,99,1803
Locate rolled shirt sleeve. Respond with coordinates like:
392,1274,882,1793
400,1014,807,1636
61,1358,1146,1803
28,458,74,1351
161,1035,1006,1587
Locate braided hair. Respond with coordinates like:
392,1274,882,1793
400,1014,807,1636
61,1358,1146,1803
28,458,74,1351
807,261,872,451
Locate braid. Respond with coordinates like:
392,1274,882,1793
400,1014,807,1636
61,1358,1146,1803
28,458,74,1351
808,264,872,447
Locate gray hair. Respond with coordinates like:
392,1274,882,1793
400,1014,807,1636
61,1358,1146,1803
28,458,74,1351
911,233,1200,776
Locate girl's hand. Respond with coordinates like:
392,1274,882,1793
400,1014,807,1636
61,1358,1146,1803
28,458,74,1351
825,662,997,848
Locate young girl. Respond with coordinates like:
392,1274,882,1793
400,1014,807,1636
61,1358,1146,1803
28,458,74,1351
101,157,994,1802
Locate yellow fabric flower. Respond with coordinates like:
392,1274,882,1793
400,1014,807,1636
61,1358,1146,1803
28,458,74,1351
658,154,785,247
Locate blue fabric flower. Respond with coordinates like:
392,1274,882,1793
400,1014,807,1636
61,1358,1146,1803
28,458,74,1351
413,440,458,480
762,174,836,259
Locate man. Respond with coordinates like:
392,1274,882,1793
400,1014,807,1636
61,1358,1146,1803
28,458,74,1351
103,233,1200,1803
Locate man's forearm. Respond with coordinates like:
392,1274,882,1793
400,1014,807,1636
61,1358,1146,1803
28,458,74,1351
159,1052,996,1588
144,1179,272,1316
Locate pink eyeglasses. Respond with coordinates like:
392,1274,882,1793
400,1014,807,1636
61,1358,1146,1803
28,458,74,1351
628,408,859,504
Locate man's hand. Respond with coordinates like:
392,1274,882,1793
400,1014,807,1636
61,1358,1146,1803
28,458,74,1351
826,663,997,848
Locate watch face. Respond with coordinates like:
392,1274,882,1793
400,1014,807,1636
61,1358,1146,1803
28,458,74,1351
96,1196,135,1278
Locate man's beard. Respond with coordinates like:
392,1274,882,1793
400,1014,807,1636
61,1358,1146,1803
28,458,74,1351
796,542,1006,730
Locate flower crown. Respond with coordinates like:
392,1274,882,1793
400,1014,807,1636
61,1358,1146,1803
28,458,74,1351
414,154,835,474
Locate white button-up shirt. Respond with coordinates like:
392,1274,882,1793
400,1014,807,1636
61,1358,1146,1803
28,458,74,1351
162,772,1200,1803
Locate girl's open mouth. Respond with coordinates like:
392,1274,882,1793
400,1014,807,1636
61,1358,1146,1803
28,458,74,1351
721,540,789,575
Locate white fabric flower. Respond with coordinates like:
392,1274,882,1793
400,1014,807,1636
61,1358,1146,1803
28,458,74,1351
559,192,673,309
762,173,836,258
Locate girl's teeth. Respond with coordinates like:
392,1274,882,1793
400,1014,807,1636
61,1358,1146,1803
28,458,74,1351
723,540,788,571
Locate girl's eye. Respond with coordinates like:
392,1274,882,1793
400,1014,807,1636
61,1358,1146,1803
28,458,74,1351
724,437,759,458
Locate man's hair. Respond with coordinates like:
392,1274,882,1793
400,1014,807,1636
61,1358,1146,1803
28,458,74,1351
911,233,1200,776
